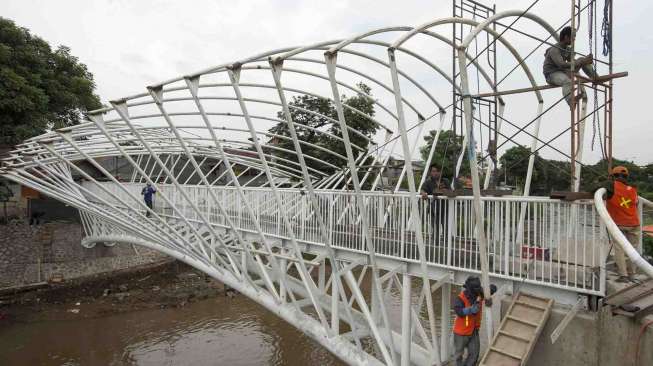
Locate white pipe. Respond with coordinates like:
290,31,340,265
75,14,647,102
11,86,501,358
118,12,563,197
594,188,653,279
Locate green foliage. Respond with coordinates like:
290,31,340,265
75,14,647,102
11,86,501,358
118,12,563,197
419,129,469,178
268,82,377,175
0,17,101,145
644,235,653,259
498,145,537,187
0,178,12,202
498,146,571,194
580,159,653,200
496,146,651,198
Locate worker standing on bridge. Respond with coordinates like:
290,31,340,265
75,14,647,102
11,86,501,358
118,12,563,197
141,182,157,218
420,164,450,241
601,166,640,280
543,26,598,108
453,276,496,366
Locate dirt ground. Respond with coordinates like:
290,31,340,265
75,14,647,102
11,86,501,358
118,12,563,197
0,260,230,323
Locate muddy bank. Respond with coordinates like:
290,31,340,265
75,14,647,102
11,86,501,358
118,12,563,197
0,260,230,323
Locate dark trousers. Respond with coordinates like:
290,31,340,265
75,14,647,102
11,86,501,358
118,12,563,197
454,330,480,366
145,199,153,217
430,200,448,241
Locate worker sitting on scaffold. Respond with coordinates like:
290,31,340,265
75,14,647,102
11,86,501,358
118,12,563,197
543,26,598,108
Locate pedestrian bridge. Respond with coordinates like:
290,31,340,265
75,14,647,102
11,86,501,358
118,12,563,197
2,7,652,366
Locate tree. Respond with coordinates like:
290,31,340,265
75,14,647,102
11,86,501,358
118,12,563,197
419,129,469,179
498,146,539,188
496,146,576,194
580,158,653,200
268,82,377,175
0,17,102,145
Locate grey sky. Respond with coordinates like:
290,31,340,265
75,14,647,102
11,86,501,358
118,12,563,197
3,0,651,164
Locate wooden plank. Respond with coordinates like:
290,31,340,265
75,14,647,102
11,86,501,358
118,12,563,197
438,188,512,197
576,71,629,84
550,298,583,344
480,292,554,366
472,71,628,98
605,279,653,307
550,191,593,201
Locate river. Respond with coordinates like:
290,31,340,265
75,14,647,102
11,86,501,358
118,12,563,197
0,293,344,365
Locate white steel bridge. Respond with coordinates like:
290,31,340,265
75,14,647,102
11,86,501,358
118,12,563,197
2,6,652,366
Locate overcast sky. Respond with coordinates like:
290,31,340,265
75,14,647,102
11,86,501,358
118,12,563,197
3,0,652,165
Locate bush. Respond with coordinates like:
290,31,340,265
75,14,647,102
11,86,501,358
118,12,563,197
644,235,653,258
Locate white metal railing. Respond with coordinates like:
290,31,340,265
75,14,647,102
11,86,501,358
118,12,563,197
81,181,607,294
595,188,653,279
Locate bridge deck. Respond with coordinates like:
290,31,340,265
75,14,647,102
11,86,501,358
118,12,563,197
81,182,606,301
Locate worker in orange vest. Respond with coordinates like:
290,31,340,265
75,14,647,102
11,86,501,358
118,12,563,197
602,166,640,280
453,276,496,366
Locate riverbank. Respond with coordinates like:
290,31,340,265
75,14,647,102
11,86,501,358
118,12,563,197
0,260,229,323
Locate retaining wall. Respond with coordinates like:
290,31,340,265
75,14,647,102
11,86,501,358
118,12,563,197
0,220,167,288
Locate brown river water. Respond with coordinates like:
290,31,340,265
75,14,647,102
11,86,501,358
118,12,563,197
0,260,455,366
0,294,345,366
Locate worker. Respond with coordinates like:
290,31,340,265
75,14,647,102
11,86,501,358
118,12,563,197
543,26,598,107
453,276,497,366
601,166,640,280
141,182,157,217
420,164,451,241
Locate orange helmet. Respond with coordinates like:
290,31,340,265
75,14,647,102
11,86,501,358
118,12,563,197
611,166,629,176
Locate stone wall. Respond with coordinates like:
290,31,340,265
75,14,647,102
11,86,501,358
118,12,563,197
0,220,168,288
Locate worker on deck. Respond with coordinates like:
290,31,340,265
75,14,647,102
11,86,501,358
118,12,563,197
453,276,496,366
420,164,450,241
543,26,598,107
600,166,640,280
141,182,157,218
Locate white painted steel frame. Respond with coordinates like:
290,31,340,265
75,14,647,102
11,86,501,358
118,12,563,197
0,9,632,366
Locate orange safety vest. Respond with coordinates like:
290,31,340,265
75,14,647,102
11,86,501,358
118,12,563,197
453,291,482,336
606,181,640,227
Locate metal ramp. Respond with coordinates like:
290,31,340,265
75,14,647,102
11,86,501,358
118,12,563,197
479,292,554,366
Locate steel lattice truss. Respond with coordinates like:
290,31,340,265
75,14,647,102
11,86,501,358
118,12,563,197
1,10,603,366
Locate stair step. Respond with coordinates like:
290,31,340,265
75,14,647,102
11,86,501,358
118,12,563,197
515,299,548,311
490,346,522,360
498,330,531,343
507,315,539,328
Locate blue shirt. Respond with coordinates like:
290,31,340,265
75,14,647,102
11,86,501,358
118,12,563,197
142,186,156,202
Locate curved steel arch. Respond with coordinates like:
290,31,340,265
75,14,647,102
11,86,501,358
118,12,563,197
0,10,598,366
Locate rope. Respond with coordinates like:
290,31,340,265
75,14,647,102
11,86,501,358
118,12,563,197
590,0,598,151
601,0,612,56
590,0,607,159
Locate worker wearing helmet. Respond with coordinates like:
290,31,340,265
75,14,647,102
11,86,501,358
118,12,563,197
453,276,497,366
602,166,640,280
